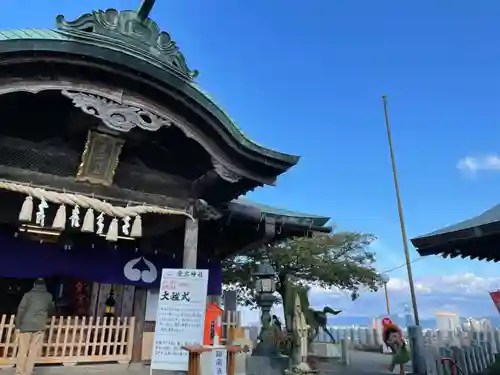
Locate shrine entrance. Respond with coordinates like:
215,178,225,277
0,0,333,369
0,276,93,318
0,277,33,316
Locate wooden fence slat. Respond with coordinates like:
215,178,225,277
76,316,86,361
83,316,93,358
55,317,63,357
45,316,55,358
5,315,15,360
97,316,106,356
0,308,239,365
0,314,7,360
91,316,100,356
0,314,134,366
114,317,121,356
62,316,71,359
69,317,78,358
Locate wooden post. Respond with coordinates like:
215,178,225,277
226,346,243,375
182,346,211,375
131,287,147,363
183,218,198,268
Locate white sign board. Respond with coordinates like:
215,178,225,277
212,348,228,375
150,268,209,371
200,347,228,375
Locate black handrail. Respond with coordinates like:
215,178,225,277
441,357,466,375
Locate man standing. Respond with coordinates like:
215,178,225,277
15,278,54,375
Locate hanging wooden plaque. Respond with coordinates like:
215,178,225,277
76,130,124,186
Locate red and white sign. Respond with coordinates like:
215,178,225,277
489,291,500,314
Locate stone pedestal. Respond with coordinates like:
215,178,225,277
246,356,289,375
234,351,249,375
310,342,341,358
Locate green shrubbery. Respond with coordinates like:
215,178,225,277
485,354,500,375
486,356,500,375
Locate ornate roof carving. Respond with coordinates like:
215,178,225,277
0,0,301,183
61,90,171,132
55,3,198,80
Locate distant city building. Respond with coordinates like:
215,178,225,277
480,319,493,331
463,318,477,331
464,317,490,331
403,305,413,327
435,312,460,331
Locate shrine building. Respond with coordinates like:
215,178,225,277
0,1,331,366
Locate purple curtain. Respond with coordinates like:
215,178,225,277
0,234,222,295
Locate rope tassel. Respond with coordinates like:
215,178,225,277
6,184,194,220
131,215,142,238
19,196,33,222
106,218,119,242
81,208,94,233
52,204,66,230
7,182,195,239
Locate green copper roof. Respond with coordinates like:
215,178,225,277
411,203,500,245
232,198,330,227
0,29,66,41
411,204,500,261
0,5,299,168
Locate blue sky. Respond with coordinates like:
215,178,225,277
4,0,500,319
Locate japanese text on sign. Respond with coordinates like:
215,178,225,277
151,268,208,372
212,349,227,375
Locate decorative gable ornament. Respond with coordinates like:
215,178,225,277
55,4,198,81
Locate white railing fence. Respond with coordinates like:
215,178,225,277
316,325,500,373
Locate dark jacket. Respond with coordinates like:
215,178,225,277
15,284,54,332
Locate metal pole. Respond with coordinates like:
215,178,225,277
137,0,155,22
381,95,420,326
384,282,391,315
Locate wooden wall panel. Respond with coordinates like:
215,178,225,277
88,282,100,317
121,285,135,317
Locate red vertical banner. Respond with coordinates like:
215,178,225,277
489,291,500,314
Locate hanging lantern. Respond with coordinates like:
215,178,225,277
104,288,116,320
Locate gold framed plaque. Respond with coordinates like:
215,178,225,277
76,130,124,186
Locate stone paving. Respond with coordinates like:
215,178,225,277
1,364,144,375
321,351,412,374
0,352,412,375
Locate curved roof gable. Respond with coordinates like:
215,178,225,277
50,5,298,166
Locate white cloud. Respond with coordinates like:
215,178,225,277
457,154,500,175
410,273,500,295
386,278,409,292
236,273,500,325
305,273,499,319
